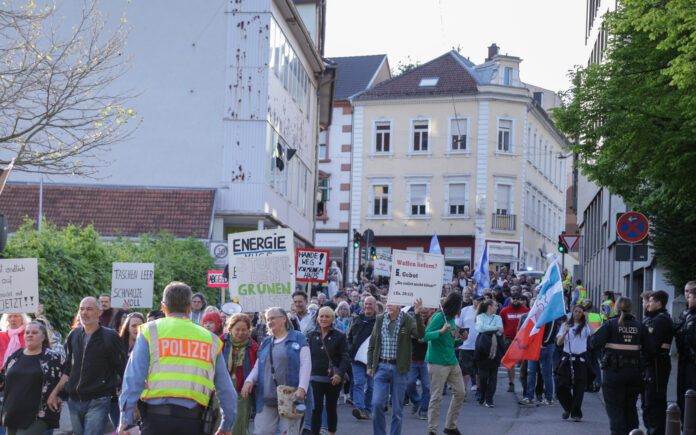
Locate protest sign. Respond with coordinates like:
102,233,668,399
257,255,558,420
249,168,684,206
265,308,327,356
228,228,295,311
443,265,454,284
207,270,228,287
111,263,155,308
388,249,444,309
0,258,38,314
374,251,392,276
296,248,330,283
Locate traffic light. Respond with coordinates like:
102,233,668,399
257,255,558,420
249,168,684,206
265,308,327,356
370,246,377,260
558,235,567,253
353,230,361,248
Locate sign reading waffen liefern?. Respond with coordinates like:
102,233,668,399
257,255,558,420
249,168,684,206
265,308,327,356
0,258,38,314
388,250,444,309
228,229,295,312
111,263,154,308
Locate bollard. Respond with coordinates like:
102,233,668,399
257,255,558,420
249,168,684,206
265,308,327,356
685,389,696,435
629,430,645,435
665,403,681,435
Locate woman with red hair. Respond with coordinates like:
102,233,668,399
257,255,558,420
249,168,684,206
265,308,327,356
202,311,224,336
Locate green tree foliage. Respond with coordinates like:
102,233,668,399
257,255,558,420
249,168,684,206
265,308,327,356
552,0,696,289
2,221,216,336
393,56,421,76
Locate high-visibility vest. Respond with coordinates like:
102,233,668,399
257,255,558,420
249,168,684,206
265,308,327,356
588,312,602,332
600,299,615,321
575,286,587,302
140,317,221,406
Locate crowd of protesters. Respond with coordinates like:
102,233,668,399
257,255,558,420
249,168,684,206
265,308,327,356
0,263,694,435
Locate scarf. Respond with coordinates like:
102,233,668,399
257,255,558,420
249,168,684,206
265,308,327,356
227,336,248,378
4,325,25,366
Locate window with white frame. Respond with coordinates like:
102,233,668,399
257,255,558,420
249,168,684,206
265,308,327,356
412,120,429,152
537,136,543,167
536,197,541,229
532,132,537,166
543,203,548,235
504,67,512,86
408,183,429,216
527,128,532,162
450,118,468,151
371,184,391,217
543,143,548,176
525,190,531,224
447,182,468,216
374,121,391,153
494,184,512,215
497,119,512,152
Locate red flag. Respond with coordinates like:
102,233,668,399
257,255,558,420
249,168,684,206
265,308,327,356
501,320,545,369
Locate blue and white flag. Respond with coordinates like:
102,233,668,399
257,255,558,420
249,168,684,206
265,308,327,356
530,260,567,336
473,244,489,291
429,233,442,255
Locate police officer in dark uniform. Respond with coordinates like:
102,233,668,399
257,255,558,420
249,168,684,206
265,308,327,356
674,280,696,422
641,290,673,435
591,296,654,435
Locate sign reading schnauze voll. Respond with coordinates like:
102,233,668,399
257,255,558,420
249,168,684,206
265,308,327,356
111,263,155,308
228,229,295,312
0,258,39,314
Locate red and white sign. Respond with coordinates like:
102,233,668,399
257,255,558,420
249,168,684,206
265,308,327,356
617,212,649,243
560,234,581,252
388,249,444,309
207,270,228,287
295,248,330,283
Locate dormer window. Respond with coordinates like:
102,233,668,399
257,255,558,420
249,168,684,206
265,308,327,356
418,77,439,87
504,67,512,86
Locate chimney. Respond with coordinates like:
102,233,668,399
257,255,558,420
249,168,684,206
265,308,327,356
486,43,499,62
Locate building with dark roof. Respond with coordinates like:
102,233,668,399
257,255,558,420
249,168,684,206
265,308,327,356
314,55,390,279
347,45,570,278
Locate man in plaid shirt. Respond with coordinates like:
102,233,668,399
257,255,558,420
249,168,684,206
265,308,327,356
367,299,425,435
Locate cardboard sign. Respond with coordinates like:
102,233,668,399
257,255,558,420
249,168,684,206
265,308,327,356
233,255,293,312
207,270,228,287
111,263,155,308
295,248,330,283
0,258,38,314
388,250,444,309
374,251,392,276
228,229,295,311
443,265,454,285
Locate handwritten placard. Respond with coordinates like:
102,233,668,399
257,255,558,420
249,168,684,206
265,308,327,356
228,229,295,311
234,255,293,312
0,258,38,314
296,248,330,283
111,262,154,308
388,250,444,308
374,251,392,277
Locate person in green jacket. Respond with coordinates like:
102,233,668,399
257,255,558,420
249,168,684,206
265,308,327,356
367,298,425,435
423,292,465,435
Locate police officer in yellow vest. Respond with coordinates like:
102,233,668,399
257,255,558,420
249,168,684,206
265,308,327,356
118,282,237,435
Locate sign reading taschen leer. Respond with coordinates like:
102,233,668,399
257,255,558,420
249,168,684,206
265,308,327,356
111,262,155,308
228,229,295,312
388,250,444,309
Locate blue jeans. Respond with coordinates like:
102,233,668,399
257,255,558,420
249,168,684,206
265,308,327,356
405,362,430,414
352,362,373,413
373,363,407,435
68,396,111,435
525,345,554,401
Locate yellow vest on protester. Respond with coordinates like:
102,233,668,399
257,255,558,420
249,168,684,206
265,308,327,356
576,285,587,302
140,316,221,406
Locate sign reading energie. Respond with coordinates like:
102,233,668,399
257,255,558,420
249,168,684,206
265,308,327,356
228,229,295,312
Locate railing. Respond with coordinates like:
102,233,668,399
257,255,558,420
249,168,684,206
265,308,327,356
492,213,516,231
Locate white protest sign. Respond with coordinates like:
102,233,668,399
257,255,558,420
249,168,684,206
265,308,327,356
388,249,444,309
234,255,293,312
443,265,454,284
228,228,295,311
111,263,155,308
374,251,392,276
296,248,330,283
0,258,38,314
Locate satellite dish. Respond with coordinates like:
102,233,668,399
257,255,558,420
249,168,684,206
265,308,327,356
221,302,242,315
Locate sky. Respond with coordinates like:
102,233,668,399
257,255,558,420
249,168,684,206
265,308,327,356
324,0,588,94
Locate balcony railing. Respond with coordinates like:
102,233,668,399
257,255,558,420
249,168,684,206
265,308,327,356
492,213,516,231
